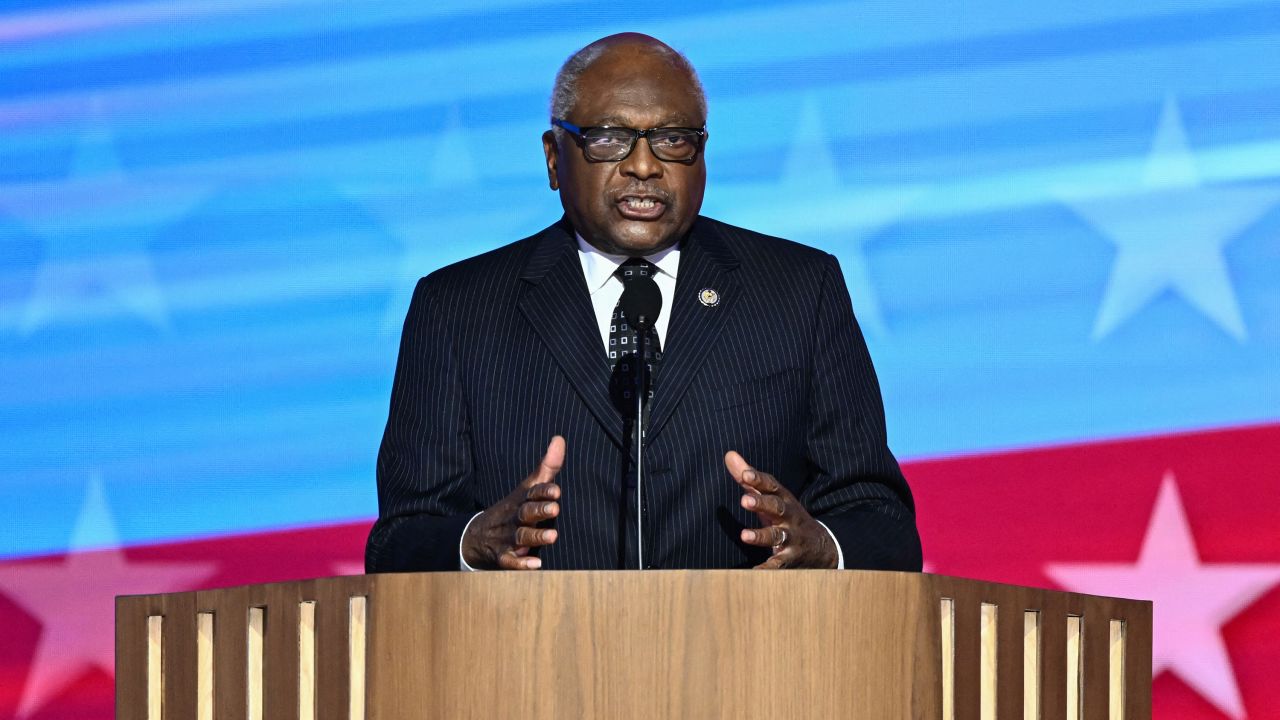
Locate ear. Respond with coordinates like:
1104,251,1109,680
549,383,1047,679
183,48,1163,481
541,130,559,191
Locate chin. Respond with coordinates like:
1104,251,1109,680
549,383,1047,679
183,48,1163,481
609,226,678,255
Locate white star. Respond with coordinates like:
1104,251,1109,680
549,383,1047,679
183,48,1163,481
342,109,539,333
0,120,209,335
1059,97,1280,342
1045,472,1280,719
704,96,926,336
0,473,218,718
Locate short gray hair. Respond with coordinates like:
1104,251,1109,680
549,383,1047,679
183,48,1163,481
549,39,708,133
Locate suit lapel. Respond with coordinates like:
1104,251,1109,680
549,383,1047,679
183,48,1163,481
517,222,625,449
646,218,741,443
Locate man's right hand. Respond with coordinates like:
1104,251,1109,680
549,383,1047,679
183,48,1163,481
461,436,564,570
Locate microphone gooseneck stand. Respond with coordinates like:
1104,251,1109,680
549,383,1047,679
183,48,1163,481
619,277,662,570
633,314,652,570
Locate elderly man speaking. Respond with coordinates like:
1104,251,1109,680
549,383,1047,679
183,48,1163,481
366,33,921,573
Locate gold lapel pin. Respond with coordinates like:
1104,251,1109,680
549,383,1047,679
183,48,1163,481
698,288,720,307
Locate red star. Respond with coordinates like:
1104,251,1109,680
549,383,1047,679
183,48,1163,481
0,475,217,718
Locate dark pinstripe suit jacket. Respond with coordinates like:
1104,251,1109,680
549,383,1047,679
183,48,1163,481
365,216,922,572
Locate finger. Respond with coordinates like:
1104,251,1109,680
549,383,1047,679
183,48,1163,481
740,526,789,548
514,526,558,547
497,550,541,570
517,500,559,524
724,450,751,483
526,482,561,502
528,435,566,485
741,491,787,518
753,554,787,570
738,467,783,495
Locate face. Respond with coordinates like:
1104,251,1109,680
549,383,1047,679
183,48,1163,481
542,45,707,257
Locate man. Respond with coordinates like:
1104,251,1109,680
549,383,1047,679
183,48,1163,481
365,33,921,572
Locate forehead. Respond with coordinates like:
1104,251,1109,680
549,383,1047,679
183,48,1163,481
570,48,703,127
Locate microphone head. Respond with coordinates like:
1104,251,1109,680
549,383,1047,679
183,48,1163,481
620,278,663,330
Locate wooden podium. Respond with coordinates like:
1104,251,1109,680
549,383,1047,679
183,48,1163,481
116,571,1150,719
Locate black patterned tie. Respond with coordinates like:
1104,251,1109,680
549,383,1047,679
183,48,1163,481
608,259,663,406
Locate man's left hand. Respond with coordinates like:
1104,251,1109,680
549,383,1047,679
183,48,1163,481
724,451,838,569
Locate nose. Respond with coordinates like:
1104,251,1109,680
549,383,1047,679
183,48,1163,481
618,136,664,181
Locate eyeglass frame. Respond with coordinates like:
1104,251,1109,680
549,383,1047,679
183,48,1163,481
551,118,708,164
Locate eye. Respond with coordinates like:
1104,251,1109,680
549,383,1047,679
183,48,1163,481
583,130,632,147
651,131,694,149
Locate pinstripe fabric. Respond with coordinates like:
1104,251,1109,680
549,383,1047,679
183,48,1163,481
366,216,922,572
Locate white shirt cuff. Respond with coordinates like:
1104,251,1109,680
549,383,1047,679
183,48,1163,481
458,512,484,571
814,520,845,569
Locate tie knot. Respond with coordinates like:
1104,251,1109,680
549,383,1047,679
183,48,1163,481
615,258,656,283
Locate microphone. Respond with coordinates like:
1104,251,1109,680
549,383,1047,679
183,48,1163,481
618,275,661,570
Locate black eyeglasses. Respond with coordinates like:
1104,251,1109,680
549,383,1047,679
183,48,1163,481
552,118,707,163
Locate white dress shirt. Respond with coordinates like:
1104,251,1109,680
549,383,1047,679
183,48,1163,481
575,234,680,352
459,235,842,570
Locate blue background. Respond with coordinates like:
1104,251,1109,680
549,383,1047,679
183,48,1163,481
2,0,1278,558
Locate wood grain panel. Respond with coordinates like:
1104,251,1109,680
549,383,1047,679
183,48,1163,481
1036,594,1067,720
952,592,981,720
116,596,150,720
994,595,1024,720
253,582,301,719
369,570,927,720
1123,600,1152,720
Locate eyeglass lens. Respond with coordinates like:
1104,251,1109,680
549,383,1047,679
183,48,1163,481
581,128,702,162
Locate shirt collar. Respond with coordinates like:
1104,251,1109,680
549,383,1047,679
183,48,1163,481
576,233,680,294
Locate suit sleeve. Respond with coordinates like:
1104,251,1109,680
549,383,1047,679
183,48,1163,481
798,254,923,571
365,276,477,572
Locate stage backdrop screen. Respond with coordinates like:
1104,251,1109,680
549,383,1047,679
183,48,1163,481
1,1,1278,718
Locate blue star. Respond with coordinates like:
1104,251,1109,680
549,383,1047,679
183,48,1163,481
343,109,539,334
703,96,926,336
1,121,209,335
1060,97,1280,342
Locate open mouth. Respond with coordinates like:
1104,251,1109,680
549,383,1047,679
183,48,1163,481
616,195,667,220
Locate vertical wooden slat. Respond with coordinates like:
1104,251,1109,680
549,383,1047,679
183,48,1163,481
299,601,317,720
147,615,163,720
954,595,981,720
1065,616,1083,720
247,584,302,717
350,595,368,720
160,593,198,720
980,603,998,720
246,607,265,720
941,597,956,720
1109,620,1126,720
314,581,352,720
1124,602,1152,720
1023,611,1041,720
116,597,151,720
1038,600,1067,720
1083,609,1111,719
995,598,1024,720
201,586,248,720
196,612,214,720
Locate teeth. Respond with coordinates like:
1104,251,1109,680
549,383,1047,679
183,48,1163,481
625,198,657,210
